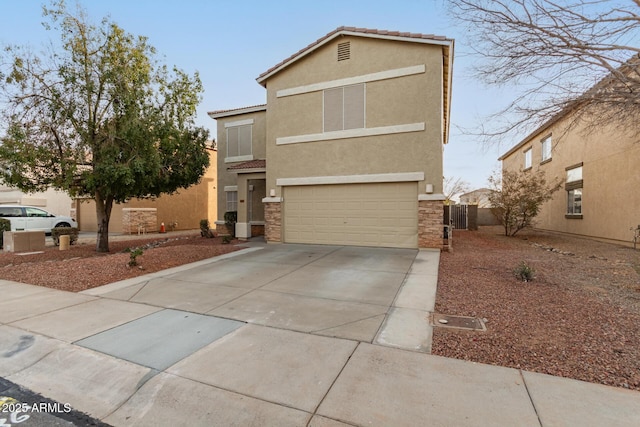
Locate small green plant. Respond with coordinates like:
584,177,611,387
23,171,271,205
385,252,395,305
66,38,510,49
221,235,232,244
127,247,144,267
0,218,11,247
514,261,535,282
200,219,214,238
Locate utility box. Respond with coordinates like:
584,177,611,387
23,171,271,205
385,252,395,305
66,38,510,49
3,231,46,253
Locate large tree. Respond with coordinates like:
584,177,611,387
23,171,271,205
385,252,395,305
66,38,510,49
449,0,640,143
0,2,210,252
488,169,562,236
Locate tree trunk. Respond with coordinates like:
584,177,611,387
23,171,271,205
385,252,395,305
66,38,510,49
95,191,114,253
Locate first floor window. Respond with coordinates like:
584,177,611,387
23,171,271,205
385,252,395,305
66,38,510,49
226,191,238,212
567,188,582,215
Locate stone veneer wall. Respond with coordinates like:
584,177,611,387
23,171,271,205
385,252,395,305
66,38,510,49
264,202,282,242
215,223,233,236
122,208,157,234
418,200,445,250
251,224,265,236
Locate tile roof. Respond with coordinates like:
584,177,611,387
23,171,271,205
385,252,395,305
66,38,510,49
227,159,266,170
257,26,451,84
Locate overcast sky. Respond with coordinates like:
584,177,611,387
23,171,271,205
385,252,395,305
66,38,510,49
1,0,513,192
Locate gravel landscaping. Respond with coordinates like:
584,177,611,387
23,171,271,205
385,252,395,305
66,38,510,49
0,232,243,292
2,226,639,391
432,226,640,391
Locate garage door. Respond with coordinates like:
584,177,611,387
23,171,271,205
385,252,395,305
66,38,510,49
284,182,418,248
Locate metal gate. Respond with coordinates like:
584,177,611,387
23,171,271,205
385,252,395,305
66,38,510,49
450,204,468,230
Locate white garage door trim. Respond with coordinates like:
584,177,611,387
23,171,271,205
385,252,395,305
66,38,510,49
284,182,418,248
277,172,424,187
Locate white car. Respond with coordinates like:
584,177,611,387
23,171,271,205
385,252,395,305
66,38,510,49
0,205,78,234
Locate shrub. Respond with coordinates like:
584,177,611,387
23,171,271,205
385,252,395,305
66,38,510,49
222,235,232,244
514,261,535,282
199,219,215,238
51,227,79,246
127,247,144,267
224,211,237,237
0,218,11,247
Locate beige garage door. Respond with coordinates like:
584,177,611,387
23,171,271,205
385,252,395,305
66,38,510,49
284,182,418,248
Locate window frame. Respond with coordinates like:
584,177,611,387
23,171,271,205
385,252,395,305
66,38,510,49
226,191,238,212
226,123,253,161
323,83,365,133
541,134,552,163
565,163,584,218
523,147,532,170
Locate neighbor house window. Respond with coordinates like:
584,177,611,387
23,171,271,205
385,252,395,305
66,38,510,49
541,135,552,162
565,164,583,218
567,189,582,215
226,124,252,158
323,83,365,132
524,148,532,169
226,191,238,212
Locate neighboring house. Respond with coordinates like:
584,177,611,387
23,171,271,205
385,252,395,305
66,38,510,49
210,26,454,249
0,186,73,217
459,188,492,208
499,97,640,247
75,146,218,233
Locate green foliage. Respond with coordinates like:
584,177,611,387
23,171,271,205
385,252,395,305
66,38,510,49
224,211,237,238
0,218,11,247
200,219,214,238
127,247,144,267
0,1,209,253
488,169,563,236
222,235,233,244
51,227,79,246
514,261,535,282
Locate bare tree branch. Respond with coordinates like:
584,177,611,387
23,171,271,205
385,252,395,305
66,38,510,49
450,0,640,144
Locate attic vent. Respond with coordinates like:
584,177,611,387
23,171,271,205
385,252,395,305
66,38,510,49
337,42,350,61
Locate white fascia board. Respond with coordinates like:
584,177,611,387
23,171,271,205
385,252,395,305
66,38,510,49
277,172,424,187
225,155,254,163
262,197,283,203
208,105,266,119
232,168,267,174
276,123,424,146
224,186,238,192
224,118,254,128
277,65,425,98
418,193,446,201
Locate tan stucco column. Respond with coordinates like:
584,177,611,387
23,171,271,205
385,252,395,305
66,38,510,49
235,176,251,239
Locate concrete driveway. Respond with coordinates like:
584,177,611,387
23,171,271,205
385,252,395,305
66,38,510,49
2,243,640,426
89,243,438,350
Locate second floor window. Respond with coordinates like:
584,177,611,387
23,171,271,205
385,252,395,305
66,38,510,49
541,135,552,162
227,124,252,158
524,148,532,169
323,83,365,132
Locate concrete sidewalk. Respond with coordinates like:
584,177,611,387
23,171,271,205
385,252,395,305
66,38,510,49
1,244,639,426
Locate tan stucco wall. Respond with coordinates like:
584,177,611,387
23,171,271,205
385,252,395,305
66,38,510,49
263,36,445,197
77,150,218,233
502,114,640,245
215,110,266,222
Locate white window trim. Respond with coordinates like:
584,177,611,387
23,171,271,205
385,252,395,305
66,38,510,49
276,122,425,146
276,172,424,187
277,65,426,98
224,118,254,128
224,186,238,192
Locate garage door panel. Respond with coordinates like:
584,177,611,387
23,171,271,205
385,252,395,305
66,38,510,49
284,182,418,248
